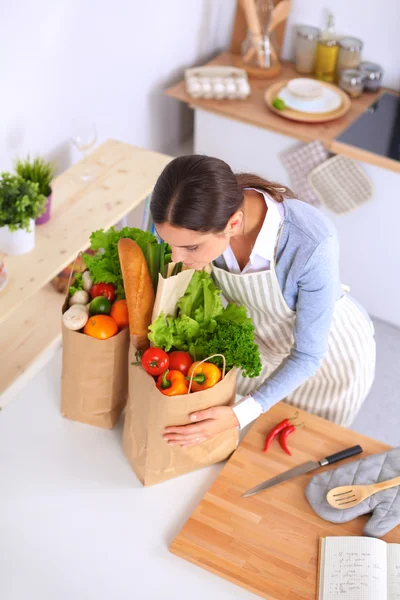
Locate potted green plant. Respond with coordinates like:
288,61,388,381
0,172,46,255
15,156,54,225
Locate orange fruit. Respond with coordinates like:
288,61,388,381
83,314,118,340
110,299,129,330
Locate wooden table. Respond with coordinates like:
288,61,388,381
166,52,399,175
0,140,171,403
170,402,399,600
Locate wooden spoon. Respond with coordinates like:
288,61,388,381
327,475,400,509
243,0,291,65
241,0,264,67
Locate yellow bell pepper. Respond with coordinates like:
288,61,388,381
187,361,222,392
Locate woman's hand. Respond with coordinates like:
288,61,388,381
163,406,239,447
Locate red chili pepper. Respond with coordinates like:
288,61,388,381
279,424,296,455
263,412,299,453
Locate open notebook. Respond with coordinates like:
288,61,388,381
318,537,400,600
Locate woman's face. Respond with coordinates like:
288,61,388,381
156,213,243,270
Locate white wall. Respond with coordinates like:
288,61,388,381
281,0,400,90
2,0,398,177
1,0,236,173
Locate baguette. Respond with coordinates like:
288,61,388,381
118,238,155,350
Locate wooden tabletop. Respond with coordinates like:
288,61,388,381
165,52,400,174
0,140,171,326
0,139,172,400
170,401,399,600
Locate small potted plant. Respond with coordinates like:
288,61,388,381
0,172,46,255
15,156,54,225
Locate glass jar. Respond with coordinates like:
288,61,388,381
295,25,320,74
337,37,363,75
360,62,384,92
339,69,366,98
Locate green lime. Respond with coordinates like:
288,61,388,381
272,97,286,111
89,296,111,315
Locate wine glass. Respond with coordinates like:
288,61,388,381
70,117,98,182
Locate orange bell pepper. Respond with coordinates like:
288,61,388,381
187,361,222,392
157,369,189,396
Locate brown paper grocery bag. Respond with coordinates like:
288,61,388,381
122,344,239,486
60,257,130,429
61,323,129,429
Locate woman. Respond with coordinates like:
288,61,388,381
150,155,375,447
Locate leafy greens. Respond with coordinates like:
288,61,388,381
83,227,170,299
148,271,262,378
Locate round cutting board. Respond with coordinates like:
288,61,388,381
265,80,351,123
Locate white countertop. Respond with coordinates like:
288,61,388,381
0,349,251,600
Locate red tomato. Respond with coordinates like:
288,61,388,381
168,351,193,376
141,347,169,376
91,282,116,303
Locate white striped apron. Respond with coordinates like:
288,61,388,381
212,257,376,427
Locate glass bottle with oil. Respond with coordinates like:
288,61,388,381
314,12,338,82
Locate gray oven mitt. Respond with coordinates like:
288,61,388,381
305,447,400,538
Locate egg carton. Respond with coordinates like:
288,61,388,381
185,66,251,100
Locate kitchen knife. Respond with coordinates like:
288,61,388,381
242,445,363,498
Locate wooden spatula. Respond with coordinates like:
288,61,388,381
327,475,400,509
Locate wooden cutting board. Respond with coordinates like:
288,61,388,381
170,402,399,599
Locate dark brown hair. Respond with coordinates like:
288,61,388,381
150,155,295,232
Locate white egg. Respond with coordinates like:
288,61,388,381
236,81,251,99
212,78,226,99
225,81,237,99
187,78,202,98
200,78,213,99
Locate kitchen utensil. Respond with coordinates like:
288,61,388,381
241,0,264,67
306,446,400,538
360,61,384,92
265,80,351,123
239,0,283,77
295,25,320,74
327,475,400,509
269,0,291,33
242,445,362,498
244,0,290,63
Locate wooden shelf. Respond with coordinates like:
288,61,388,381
0,139,172,325
0,284,63,400
165,52,400,174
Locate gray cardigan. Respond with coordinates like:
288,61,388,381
214,198,363,411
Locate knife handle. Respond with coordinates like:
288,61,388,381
319,445,363,466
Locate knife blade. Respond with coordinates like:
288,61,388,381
241,445,363,498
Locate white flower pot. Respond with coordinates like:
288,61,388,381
0,219,35,255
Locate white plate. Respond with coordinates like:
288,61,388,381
0,267,8,292
278,85,342,114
